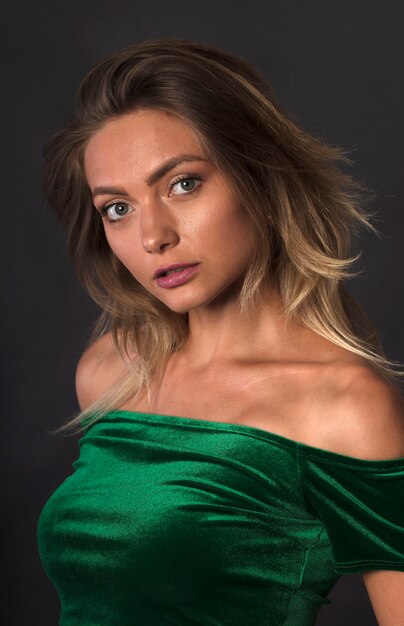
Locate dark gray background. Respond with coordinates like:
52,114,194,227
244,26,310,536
2,1,403,624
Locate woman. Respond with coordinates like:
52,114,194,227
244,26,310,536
37,38,404,625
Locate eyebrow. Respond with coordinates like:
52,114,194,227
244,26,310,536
91,154,208,200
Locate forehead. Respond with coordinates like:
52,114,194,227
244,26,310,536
84,109,205,181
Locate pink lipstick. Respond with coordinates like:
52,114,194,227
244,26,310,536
155,264,200,288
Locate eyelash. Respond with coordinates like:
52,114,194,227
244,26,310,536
98,173,203,223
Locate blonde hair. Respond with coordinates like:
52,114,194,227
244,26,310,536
42,37,403,432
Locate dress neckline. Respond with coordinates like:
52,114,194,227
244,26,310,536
87,409,404,468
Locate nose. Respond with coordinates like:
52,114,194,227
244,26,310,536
140,200,179,254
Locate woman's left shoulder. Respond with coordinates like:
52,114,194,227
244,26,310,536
322,361,404,460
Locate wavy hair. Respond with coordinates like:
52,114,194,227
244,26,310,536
42,37,404,432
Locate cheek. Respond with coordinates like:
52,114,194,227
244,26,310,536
204,206,254,249
104,230,123,261
190,197,246,237
104,229,142,272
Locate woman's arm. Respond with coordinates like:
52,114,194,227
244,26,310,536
363,570,404,626
338,371,404,625
75,330,129,411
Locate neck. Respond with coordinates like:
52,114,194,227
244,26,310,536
176,282,306,370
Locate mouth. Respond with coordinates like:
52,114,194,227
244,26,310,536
154,264,200,289
154,263,199,279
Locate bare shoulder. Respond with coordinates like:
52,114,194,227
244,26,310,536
322,362,404,460
75,330,134,411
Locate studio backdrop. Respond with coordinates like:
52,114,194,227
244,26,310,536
2,1,403,625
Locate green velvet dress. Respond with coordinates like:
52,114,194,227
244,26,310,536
37,410,404,625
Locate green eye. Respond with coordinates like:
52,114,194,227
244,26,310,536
101,202,132,222
170,175,202,195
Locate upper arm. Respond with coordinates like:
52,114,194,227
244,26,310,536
362,570,404,625
75,331,130,411
330,367,404,622
326,366,404,461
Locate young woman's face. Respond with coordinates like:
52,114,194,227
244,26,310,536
84,109,257,314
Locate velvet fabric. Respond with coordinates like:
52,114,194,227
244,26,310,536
37,410,404,625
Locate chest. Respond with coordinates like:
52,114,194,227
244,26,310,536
118,358,333,447
37,417,334,624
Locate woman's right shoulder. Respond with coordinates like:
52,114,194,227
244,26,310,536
75,330,134,411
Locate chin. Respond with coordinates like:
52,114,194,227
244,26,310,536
162,300,199,315
159,300,188,314
158,290,210,314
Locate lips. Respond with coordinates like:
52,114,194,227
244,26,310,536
155,264,200,288
154,263,199,279
164,266,188,276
